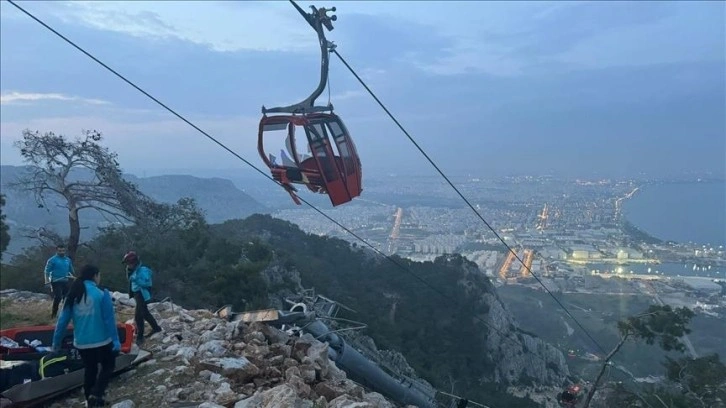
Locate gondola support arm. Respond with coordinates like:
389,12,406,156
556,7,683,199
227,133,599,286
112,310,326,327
262,2,338,115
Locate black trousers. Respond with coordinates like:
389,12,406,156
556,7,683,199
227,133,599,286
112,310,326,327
50,281,70,317
77,342,116,401
133,292,160,339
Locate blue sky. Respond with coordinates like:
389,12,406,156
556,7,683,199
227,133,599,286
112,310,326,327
1,0,724,179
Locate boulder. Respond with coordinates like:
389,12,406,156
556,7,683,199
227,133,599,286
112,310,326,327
233,384,313,408
314,380,364,402
201,357,260,383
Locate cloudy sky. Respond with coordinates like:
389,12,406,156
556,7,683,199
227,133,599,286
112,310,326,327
1,1,724,179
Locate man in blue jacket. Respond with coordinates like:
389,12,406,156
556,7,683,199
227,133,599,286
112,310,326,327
44,244,75,318
122,251,162,345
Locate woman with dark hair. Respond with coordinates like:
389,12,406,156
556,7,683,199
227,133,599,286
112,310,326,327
52,264,120,407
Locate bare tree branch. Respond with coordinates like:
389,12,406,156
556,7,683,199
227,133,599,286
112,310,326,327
18,226,64,249
11,129,207,259
10,129,203,259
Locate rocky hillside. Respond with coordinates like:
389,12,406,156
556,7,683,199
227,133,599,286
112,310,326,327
251,239,570,389
0,289,401,408
220,217,571,400
453,257,570,386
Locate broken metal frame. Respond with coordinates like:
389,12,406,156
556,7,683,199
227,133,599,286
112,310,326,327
284,287,357,319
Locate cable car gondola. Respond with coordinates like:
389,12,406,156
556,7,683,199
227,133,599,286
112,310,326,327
258,3,362,207
558,384,582,407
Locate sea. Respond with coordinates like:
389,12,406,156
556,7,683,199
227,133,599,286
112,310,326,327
620,180,725,279
623,181,726,247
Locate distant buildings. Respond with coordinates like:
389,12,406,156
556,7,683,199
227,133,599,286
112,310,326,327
541,247,566,260
465,250,500,277
615,248,643,259
569,245,601,260
412,234,467,254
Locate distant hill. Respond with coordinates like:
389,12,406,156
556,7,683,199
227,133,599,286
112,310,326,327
125,174,267,223
0,165,268,255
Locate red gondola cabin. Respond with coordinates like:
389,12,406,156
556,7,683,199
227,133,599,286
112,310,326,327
258,112,362,206
257,5,362,207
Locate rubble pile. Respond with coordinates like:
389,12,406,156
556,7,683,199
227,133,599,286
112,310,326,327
1,290,401,408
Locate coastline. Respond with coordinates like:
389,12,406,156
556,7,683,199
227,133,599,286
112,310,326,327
620,180,726,247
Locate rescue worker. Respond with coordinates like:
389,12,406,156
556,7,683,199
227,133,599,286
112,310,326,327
121,251,162,345
44,244,75,318
52,264,120,407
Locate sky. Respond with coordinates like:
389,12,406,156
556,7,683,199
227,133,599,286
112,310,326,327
1,0,724,180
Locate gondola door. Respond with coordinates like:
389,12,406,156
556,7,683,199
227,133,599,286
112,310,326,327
324,116,362,199
303,122,353,206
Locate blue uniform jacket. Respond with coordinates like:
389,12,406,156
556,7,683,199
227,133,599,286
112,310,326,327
52,281,120,351
44,254,75,282
128,264,153,302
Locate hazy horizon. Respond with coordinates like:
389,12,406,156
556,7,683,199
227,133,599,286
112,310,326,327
1,1,724,180
3,162,725,182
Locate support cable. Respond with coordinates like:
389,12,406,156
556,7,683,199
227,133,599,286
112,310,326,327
6,0,562,373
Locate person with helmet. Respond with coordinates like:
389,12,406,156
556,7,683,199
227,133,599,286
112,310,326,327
121,251,162,345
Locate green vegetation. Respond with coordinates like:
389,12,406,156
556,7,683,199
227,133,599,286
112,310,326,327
662,353,726,407
0,296,136,331
3,133,533,406
0,298,54,329
1,212,538,407
621,219,663,245
498,285,668,377
606,353,726,408
0,194,8,260
213,216,538,406
583,304,694,407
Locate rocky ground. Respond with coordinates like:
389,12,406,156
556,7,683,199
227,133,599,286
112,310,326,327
1,289,404,408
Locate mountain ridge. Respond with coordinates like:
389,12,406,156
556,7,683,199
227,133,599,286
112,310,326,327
0,164,268,255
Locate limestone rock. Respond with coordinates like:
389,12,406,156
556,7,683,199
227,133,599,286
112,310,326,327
234,384,314,408
201,356,260,383
110,401,135,408
314,379,364,402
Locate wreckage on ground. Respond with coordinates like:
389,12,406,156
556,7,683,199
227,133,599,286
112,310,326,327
216,290,447,408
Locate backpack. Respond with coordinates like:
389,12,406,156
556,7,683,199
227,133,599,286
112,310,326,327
38,349,84,379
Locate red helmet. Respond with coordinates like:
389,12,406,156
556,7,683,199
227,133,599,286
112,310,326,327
121,251,139,265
